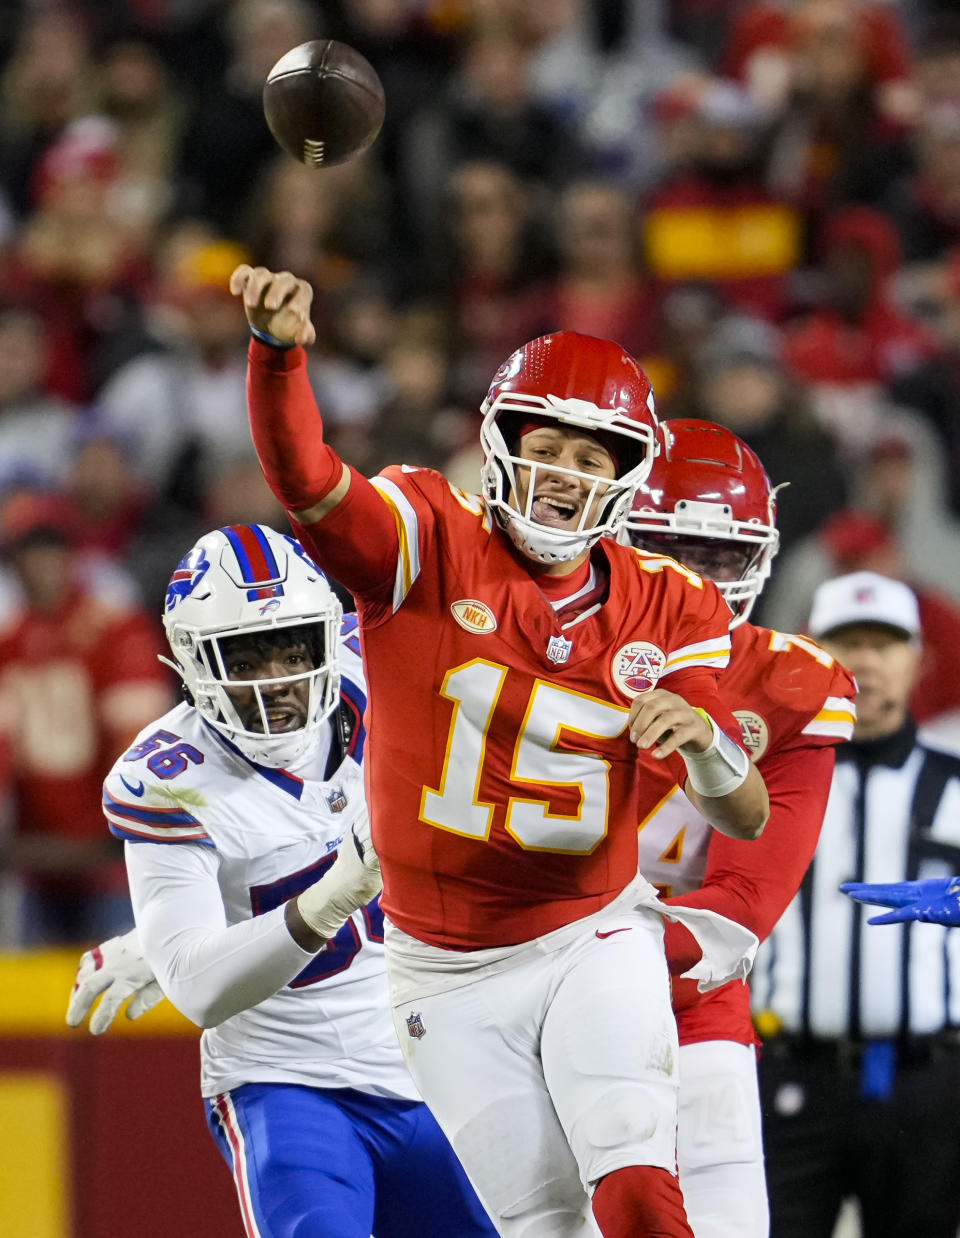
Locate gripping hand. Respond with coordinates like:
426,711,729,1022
66,928,164,1035
840,877,960,926
296,806,382,939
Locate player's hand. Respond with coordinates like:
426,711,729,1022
628,689,713,760
229,264,316,347
295,806,382,940
66,929,164,1035
841,877,960,926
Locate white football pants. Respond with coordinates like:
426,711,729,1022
387,905,682,1238
677,1039,768,1238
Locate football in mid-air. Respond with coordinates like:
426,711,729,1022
262,40,385,168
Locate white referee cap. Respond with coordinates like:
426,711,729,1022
808,571,921,642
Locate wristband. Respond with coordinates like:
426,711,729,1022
680,709,750,798
250,324,296,350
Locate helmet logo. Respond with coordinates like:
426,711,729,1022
258,597,282,616
451,599,498,634
165,548,211,612
490,347,524,386
733,710,769,761
611,641,667,698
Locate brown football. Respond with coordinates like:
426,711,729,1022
262,40,385,168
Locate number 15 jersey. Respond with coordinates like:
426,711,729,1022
294,466,745,950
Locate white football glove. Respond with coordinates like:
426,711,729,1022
297,805,382,939
66,928,165,1035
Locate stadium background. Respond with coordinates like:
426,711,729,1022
1,0,959,1233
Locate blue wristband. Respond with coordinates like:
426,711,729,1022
250,325,296,350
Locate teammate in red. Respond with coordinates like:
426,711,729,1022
229,265,770,1238
623,419,857,1237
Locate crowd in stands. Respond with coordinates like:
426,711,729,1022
2,0,960,944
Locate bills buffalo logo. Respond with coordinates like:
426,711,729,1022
258,597,282,616
165,548,211,612
611,641,667,698
733,709,769,762
406,1011,426,1040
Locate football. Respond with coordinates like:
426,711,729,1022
262,40,385,168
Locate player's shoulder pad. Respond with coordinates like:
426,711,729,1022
375,464,487,519
102,703,215,846
748,625,856,730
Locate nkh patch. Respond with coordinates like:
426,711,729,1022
406,1011,426,1039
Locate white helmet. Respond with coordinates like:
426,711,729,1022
162,525,342,767
479,331,659,564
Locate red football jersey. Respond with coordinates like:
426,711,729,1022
0,588,172,891
295,467,744,949
636,621,857,1045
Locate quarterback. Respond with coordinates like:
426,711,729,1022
228,264,770,1238
623,420,857,1237
68,524,495,1238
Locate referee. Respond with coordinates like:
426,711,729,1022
751,570,960,1238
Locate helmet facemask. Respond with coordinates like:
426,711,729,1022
480,395,657,565
624,498,779,625
162,526,343,768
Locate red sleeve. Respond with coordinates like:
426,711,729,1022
663,743,835,977
290,471,399,602
653,665,748,790
247,338,400,600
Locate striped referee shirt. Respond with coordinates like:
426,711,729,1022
751,719,960,1040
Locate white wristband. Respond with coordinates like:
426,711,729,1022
296,814,382,940
681,709,750,798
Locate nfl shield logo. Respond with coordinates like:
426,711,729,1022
406,1011,426,1039
546,634,573,665
326,786,348,813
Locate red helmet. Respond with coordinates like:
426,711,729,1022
479,332,659,564
623,419,779,623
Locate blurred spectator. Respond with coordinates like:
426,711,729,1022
2,116,154,401
722,0,914,123
642,78,801,321
675,313,848,563
762,509,960,752
361,326,474,476
0,491,171,945
430,160,553,402
783,206,939,454
544,178,661,361
757,0,914,219
883,101,960,264
0,303,78,491
92,35,188,243
890,245,960,514
176,0,318,232
0,8,93,215
401,23,585,247
763,414,960,622
124,448,289,615
242,153,395,306
96,238,255,511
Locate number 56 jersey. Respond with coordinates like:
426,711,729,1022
102,636,420,1102
332,467,742,951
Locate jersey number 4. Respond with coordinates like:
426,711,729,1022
420,659,628,854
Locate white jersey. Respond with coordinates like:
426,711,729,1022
103,627,419,1102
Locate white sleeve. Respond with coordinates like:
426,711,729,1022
125,840,316,1029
